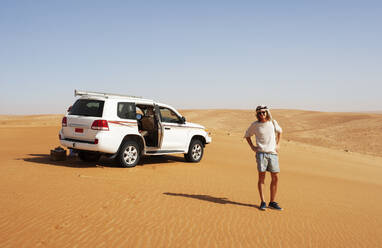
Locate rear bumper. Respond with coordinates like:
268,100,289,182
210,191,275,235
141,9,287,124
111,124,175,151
60,139,100,152
59,130,118,154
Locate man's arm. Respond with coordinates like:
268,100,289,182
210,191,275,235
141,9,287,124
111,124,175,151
276,132,281,144
276,132,282,152
246,137,258,153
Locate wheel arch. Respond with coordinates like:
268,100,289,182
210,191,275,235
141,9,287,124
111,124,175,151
118,134,145,154
189,135,206,147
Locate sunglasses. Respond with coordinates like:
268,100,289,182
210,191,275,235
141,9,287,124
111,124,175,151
258,111,267,115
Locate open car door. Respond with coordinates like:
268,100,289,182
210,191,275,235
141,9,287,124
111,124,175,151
154,104,163,148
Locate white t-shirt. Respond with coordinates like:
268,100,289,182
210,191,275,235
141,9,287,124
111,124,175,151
244,120,282,154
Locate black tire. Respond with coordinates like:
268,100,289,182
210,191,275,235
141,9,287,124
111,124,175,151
184,139,204,162
118,140,141,168
78,151,101,162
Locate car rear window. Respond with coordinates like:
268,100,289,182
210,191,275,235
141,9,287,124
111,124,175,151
69,99,104,117
117,102,136,119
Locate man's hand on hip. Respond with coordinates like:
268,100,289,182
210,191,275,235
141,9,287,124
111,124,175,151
251,146,258,153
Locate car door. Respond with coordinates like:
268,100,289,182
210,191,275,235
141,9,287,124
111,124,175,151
159,106,189,151
154,104,164,148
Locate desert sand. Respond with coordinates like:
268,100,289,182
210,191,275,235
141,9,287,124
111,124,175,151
0,110,381,247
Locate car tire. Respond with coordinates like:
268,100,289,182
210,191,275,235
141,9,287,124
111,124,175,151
78,151,101,162
118,140,141,167
184,139,204,162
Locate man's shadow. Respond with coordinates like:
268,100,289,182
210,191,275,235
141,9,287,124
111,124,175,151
163,192,259,209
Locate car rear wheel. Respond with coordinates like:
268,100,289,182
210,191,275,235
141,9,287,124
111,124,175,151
184,139,204,162
118,141,140,167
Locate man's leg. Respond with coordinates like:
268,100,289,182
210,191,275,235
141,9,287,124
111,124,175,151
258,172,266,202
256,153,268,210
267,155,283,210
270,172,278,202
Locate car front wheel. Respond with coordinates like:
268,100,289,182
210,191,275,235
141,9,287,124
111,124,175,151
118,141,140,167
185,139,204,162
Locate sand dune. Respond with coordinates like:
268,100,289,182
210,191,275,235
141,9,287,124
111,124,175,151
0,110,381,247
0,114,63,128
182,109,382,157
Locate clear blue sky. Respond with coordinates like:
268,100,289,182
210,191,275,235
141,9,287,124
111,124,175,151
1,0,381,114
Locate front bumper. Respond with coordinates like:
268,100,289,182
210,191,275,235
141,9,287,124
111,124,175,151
205,135,212,144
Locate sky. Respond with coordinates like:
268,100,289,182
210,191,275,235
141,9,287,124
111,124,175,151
1,0,381,114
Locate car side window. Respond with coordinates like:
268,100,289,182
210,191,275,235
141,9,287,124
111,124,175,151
117,102,136,119
160,107,181,123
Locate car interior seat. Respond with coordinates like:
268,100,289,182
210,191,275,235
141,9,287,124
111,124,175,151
140,108,155,137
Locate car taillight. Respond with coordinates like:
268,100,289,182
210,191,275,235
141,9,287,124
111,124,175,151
91,120,109,131
62,117,67,127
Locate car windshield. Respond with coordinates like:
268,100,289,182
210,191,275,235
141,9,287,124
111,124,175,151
69,99,104,117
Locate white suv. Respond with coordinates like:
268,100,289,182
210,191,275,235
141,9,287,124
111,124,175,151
59,90,211,167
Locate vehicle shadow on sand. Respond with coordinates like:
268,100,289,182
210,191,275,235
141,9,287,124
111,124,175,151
163,192,259,209
138,155,186,165
20,154,187,168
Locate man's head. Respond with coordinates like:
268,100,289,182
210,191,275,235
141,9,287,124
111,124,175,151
256,105,271,122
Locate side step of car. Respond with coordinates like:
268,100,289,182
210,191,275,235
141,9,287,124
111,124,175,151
145,150,184,155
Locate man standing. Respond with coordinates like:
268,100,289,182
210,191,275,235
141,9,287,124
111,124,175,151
244,105,283,211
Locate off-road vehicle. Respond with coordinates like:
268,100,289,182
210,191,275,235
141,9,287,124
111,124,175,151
59,90,211,167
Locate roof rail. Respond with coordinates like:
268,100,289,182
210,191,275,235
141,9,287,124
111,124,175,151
74,90,142,99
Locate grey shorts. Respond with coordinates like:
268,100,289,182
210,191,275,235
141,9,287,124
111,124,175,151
256,152,280,173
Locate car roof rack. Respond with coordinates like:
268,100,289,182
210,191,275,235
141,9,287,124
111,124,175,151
75,89,143,99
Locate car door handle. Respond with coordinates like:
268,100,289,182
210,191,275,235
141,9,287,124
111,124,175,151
165,127,171,130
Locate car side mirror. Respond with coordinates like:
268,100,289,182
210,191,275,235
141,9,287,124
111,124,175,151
136,114,142,120
181,116,186,123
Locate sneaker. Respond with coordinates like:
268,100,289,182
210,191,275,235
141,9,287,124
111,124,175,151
259,201,266,211
268,202,283,210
